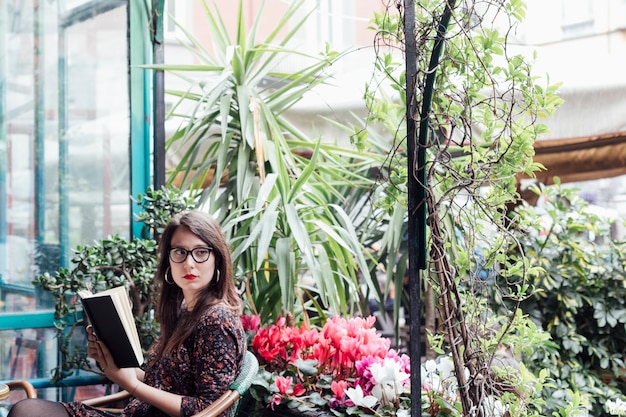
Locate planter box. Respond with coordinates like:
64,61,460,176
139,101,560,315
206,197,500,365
239,398,334,417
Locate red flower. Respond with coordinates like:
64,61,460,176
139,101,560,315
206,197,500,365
251,314,403,404
252,325,282,364
241,314,261,332
292,383,306,396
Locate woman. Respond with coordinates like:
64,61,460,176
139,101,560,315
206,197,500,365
9,211,246,417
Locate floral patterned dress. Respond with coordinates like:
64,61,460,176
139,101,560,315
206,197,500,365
63,303,246,417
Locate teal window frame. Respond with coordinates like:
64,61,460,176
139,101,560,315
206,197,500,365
0,0,164,397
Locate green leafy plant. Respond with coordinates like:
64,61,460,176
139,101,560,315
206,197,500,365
367,0,574,414
156,0,396,325
506,181,626,416
33,186,195,382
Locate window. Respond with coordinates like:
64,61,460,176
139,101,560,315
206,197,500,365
0,0,138,385
298,0,355,52
561,0,594,36
277,0,356,74
164,0,189,40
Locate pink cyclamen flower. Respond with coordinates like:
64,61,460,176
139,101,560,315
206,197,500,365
331,380,349,400
268,394,282,410
241,314,261,332
275,375,293,395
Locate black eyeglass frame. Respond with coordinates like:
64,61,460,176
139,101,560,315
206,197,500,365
169,247,214,263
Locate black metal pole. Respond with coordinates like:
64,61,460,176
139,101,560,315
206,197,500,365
407,1,456,416
152,0,166,189
418,1,456,214
403,1,422,416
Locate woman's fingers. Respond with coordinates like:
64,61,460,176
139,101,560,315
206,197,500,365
85,326,121,378
96,339,119,374
87,337,100,357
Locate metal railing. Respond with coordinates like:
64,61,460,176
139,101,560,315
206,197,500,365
0,310,108,401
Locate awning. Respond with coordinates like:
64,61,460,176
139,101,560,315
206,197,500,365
526,51,626,185
532,131,626,184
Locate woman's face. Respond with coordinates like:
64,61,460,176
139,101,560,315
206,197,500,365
168,226,216,308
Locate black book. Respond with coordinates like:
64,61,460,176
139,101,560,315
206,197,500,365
78,286,144,368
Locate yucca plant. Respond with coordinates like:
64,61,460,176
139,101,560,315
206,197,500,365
155,0,398,324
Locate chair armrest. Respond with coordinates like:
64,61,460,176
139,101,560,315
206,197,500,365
82,390,131,407
83,387,239,417
191,390,240,417
5,380,37,399
84,350,258,417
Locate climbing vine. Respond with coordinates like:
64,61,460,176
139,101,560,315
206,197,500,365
369,1,565,415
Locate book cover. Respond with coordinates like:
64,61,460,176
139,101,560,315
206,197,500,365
78,286,144,368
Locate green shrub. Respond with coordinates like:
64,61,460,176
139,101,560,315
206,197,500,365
501,181,626,416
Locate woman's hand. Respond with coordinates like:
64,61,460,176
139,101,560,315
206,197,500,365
86,326,181,416
86,325,104,366
86,325,139,392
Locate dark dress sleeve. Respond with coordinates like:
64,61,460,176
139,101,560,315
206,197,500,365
180,306,245,417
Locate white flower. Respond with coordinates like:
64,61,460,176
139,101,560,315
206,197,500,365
606,399,626,416
369,357,410,405
396,409,410,417
371,358,410,386
421,359,438,387
436,355,455,380
483,396,507,417
423,359,437,373
345,385,378,409
371,383,398,406
429,373,443,392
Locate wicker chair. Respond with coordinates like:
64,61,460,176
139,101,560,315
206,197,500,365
4,351,259,417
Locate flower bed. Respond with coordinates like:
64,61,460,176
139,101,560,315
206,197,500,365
242,315,462,416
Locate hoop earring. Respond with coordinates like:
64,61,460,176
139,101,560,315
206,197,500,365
215,269,220,283
165,267,174,285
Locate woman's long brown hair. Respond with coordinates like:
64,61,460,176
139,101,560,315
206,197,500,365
153,210,241,359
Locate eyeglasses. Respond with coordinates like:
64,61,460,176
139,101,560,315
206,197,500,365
169,247,213,263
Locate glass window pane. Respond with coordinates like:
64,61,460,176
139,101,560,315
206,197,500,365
0,0,131,382
64,5,131,250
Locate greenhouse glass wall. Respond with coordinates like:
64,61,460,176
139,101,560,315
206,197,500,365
0,0,158,398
